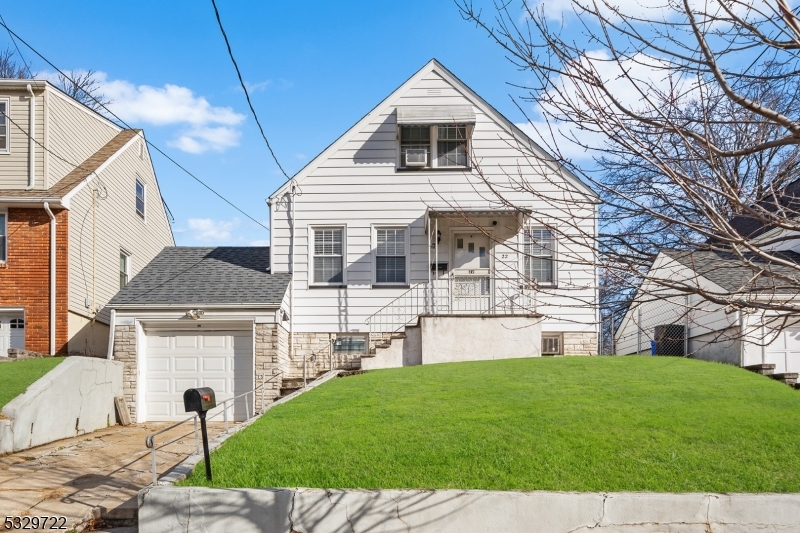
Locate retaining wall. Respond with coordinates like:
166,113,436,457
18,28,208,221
138,487,800,533
0,356,123,454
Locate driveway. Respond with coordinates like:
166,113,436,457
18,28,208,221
0,421,231,532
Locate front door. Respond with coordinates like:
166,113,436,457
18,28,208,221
452,232,491,311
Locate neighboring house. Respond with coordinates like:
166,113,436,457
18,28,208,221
614,181,800,375
108,59,599,423
0,79,174,357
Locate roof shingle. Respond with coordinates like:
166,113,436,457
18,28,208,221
108,247,290,307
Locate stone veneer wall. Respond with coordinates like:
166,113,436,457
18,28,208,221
113,325,137,420
563,332,598,355
283,332,364,379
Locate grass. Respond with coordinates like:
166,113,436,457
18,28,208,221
0,357,64,410
181,356,800,492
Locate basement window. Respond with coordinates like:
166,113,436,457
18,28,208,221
333,336,367,354
542,334,562,355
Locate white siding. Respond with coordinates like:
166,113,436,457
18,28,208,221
67,134,174,327
0,89,44,189
271,66,598,334
46,89,120,187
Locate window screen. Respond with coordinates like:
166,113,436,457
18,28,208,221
400,125,431,167
437,125,468,167
524,229,554,283
314,228,344,283
376,228,406,283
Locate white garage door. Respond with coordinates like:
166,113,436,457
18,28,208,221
0,314,25,356
764,328,800,375
144,330,253,422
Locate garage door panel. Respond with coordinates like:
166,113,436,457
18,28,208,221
148,357,171,372
175,335,199,348
147,335,171,349
174,357,199,372
202,335,227,349
202,378,228,393
202,357,227,372
147,379,171,393
147,401,171,417
764,328,800,375
174,378,199,392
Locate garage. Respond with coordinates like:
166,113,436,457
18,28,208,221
0,311,25,355
143,329,253,422
764,327,800,374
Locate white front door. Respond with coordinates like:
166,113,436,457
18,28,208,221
144,330,253,422
452,232,491,311
764,328,800,374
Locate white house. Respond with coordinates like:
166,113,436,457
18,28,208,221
268,59,599,374
108,59,600,422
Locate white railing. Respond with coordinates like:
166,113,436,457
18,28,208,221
144,371,283,485
366,275,537,342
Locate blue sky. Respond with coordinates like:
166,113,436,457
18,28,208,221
0,1,565,245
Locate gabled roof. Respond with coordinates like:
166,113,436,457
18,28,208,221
108,247,291,308
269,59,598,201
725,178,800,241
0,129,139,203
663,249,800,294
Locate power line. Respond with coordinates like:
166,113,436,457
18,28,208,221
0,13,31,77
210,0,290,180
0,18,270,232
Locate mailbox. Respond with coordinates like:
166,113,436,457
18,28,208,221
183,387,217,413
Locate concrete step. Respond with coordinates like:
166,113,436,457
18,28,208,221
375,343,391,350
744,363,776,376
280,386,302,397
390,332,407,340
770,373,798,385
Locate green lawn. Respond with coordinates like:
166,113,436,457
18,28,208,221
0,357,64,410
181,356,800,492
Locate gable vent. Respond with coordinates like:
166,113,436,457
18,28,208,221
427,89,442,95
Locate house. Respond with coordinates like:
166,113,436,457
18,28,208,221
0,79,174,357
614,181,800,375
108,59,599,423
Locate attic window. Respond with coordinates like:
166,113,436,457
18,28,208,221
398,124,471,169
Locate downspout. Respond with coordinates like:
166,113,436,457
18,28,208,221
289,185,296,363
107,309,116,360
25,84,35,190
43,202,56,355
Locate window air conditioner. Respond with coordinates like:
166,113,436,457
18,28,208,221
405,148,427,167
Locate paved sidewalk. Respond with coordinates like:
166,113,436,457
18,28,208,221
0,421,231,532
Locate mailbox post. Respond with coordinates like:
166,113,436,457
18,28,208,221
183,387,216,480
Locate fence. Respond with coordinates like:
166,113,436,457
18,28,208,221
144,371,283,485
608,294,691,356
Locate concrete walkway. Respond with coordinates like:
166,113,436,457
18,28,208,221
0,421,232,532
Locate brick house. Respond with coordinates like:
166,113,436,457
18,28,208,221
0,80,174,356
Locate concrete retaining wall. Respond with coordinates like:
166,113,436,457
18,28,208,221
420,314,541,364
138,487,800,533
0,356,123,454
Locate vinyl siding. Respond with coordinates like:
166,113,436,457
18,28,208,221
271,67,597,334
67,134,174,324
0,89,44,189
46,89,121,187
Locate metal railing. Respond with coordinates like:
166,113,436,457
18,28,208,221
144,371,283,485
366,275,537,343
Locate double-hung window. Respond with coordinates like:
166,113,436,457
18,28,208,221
135,178,146,219
375,228,406,284
398,124,470,169
0,211,6,262
119,252,130,289
0,99,9,154
523,228,555,284
313,228,344,284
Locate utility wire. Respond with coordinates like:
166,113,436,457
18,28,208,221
0,13,31,77
210,0,290,179
0,19,270,232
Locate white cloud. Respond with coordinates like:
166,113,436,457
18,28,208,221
244,80,272,92
187,218,239,242
169,126,241,154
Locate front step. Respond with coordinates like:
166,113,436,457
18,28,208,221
744,364,776,376
771,372,799,386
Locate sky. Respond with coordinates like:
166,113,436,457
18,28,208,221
0,0,637,246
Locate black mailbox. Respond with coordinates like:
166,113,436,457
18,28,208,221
183,387,216,413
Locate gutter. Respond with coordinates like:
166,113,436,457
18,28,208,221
25,84,35,190
43,202,56,355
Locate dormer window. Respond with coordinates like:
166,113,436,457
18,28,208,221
396,106,475,170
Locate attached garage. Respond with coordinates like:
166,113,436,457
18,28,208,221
143,329,253,422
107,247,292,424
0,311,25,355
764,327,800,374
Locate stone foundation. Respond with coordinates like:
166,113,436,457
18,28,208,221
283,332,364,379
255,323,281,412
112,325,137,420
563,332,598,355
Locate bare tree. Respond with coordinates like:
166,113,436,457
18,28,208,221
56,69,111,111
451,0,800,351
0,47,30,79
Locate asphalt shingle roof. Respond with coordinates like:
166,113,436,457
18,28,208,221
108,247,290,307
663,249,800,294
